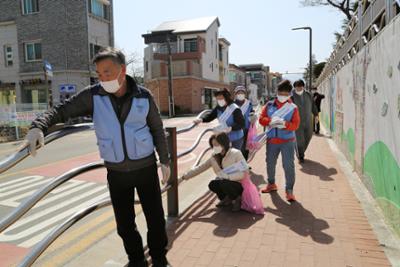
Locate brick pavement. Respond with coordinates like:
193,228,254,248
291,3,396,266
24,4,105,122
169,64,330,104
165,134,391,267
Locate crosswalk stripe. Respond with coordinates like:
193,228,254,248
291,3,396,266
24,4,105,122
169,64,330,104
16,192,110,248
0,176,43,193
35,182,96,208
0,178,49,198
0,186,108,235
51,179,85,194
0,175,39,187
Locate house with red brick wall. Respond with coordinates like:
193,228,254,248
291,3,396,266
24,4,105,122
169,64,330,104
142,16,230,114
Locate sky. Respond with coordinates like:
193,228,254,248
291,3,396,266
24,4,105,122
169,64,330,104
113,0,345,79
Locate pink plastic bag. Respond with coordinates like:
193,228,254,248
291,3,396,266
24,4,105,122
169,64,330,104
246,123,258,151
240,173,265,215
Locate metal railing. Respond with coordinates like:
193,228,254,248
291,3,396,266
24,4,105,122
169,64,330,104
316,0,399,86
0,123,95,174
0,110,212,266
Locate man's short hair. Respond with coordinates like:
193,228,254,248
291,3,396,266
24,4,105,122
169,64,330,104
277,79,293,93
92,47,126,65
293,79,305,88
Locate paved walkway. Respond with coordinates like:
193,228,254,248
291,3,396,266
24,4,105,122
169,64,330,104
165,134,392,267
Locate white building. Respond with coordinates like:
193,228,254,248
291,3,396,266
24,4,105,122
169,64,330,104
143,16,231,113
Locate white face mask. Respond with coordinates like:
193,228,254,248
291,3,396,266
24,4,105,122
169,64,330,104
295,89,304,96
236,94,245,101
217,99,226,107
277,95,290,103
213,146,223,154
100,69,122,93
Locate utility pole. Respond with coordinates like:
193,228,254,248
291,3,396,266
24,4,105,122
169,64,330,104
166,35,174,117
292,26,313,90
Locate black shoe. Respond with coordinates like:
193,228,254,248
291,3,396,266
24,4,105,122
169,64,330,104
125,259,148,267
152,258,172,267
299,157,305,164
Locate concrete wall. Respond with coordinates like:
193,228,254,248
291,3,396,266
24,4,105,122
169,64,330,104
0,22,20,83
318,14,400,236
201,22,219,82
88,16,111,48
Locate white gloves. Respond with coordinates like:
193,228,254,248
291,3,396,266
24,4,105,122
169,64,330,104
217,171,229,179
161,164,171,185
213,125,231,133
193,118,202,125
23,128,44,157
223,126,232,133
270,117,286,129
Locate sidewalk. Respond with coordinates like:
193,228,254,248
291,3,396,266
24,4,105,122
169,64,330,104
165,133,393,267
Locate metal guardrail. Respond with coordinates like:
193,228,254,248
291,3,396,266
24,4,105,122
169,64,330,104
0,161,104,233
176,109,211,134
0,111,215,266
177,128,214,158
0,123,95,175
316,0,399,86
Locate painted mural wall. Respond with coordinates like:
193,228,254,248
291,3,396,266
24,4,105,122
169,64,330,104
318,15,400,235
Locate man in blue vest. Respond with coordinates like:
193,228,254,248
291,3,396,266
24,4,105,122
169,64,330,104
23,47,171,267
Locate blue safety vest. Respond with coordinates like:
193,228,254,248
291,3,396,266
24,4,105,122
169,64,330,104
217,107,244,142
235,100,253,130
93,94,154,163
266,101,296,140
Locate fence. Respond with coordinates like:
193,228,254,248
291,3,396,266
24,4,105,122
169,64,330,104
0,104,47,142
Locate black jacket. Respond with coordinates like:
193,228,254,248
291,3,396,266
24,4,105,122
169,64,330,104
30,75,170,172
201,104,245,131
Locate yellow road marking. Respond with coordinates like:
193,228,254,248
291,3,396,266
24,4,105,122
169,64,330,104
40,218,117,267
38,204,145,266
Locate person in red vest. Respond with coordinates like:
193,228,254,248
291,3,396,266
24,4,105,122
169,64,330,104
258,80,300,202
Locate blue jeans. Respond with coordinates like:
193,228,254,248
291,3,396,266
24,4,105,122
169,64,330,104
231,137,244,150
266,141,296,192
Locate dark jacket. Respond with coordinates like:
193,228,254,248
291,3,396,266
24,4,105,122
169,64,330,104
291,91,318,130
313,92,325,112
30,75,169,172
201,105,245,131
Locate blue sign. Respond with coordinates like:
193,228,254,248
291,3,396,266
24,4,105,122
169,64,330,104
43,60,53,77
59,84,77,93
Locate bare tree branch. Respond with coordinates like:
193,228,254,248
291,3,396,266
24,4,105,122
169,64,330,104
301,0,355,20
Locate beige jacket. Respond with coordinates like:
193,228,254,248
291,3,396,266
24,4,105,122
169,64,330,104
183,148,249,181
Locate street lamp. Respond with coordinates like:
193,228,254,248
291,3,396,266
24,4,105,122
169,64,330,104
142,31,177,118
292,26,312,90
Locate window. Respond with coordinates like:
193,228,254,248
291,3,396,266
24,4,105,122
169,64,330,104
145,61,149,72
4,45,13,67
219,44,223,61
184,38,197,52
90,43,102,60
211,62,213,72
90,0,109,20
215,32,218,59
25,42,42,62
22,0,39,15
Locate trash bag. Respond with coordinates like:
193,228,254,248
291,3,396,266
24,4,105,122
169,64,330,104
240,173,265,215
246,123,258,151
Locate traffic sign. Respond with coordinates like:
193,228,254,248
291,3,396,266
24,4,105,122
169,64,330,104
59,84,76,93
43,60,53,77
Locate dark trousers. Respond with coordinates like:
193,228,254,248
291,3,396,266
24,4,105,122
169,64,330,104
314,113,320,134
241,129,249,160
208,179,243,200
107,164,168,264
